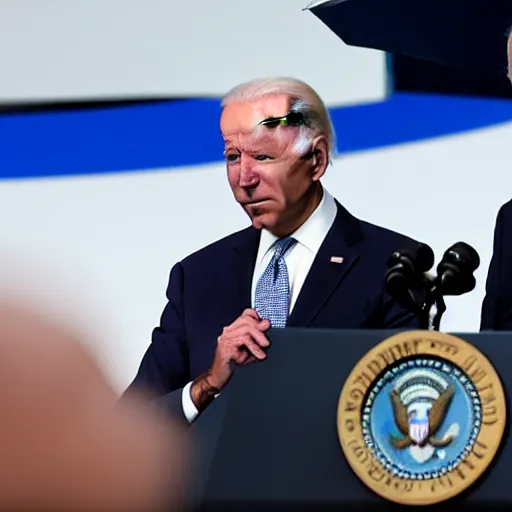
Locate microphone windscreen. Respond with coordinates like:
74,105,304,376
415,243,435,273
445,242,480,271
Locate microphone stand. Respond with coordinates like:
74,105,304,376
386,272,448,331
427,288,446,331
419,279,446,332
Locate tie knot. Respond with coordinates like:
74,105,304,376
272,237,297,261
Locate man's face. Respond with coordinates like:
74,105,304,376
220,94,323,235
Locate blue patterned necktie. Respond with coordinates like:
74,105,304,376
254,237,297,328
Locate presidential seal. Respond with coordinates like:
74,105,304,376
337,331,506,505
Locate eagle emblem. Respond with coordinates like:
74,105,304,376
388,370,460,463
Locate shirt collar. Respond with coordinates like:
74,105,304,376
256,186,337,264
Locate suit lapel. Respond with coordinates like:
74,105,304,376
230,226,261,314
287,201,363,327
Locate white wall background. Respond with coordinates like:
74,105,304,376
0,0,385,106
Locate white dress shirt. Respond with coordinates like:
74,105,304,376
182,187,338,423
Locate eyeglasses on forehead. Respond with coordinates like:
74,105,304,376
258,110,307,129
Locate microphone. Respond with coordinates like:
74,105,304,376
384,241,480,331
385,243,435,324
435,242,480,296
385,243,435,298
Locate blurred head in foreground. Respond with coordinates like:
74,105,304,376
0,301,188,512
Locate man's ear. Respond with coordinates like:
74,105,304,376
310,135,329,181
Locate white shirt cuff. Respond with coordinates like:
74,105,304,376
182,381,199,424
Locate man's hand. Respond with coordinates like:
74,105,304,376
190,309,270,411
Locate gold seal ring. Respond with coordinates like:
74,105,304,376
337,330,506,505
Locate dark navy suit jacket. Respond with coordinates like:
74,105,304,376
481,199,512,330
126,200,424,417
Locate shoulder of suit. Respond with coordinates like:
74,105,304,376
356,218,422,256
498,198,512,218
179,226,255,266
490,198,512,235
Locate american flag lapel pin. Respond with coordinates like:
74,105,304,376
330,256,344,264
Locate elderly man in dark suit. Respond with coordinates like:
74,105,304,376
126,76,426,422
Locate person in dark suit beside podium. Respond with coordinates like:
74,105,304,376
481,199,512,329
480,38,512,330
126,77,426,422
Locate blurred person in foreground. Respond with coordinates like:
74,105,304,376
126,76,427,422
481,32,512,330
0,300,188,512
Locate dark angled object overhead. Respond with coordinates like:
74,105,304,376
306,0,512,77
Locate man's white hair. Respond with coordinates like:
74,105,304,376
222,77,337,160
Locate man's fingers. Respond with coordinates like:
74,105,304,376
241,308,261,320
248,327,270,348
233,353,258,366
226,309,259,329
226,325,270,350
242,338,267,361
257,318,271,330
230,332,267,363
225,325,270,347
220,319,271,367
222,310,257,332
222,312,269,333
233,350,250,365
243,310,271,331
222,318,246,333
